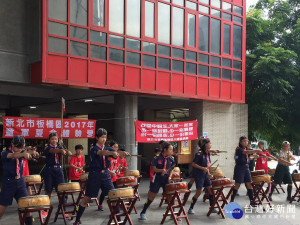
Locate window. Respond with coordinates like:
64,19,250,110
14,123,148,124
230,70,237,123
145,1,155,38
91,31,107,44
109,0,124,34
127,52,140,65
234,16,242,24
223,58,231,67
143,42,156,54
158,45,170,56
211,67,220,78
211,0,221,8
211,9,221,17
223,2,232,12
186,62,197,74
198,65,209,76
233,25,242,59
158,3,170,44
186,1,197,10
109,35,124,48
143,55,156,68
173,0,184,6
49,0,67,22
223,24,231,55
91,45,106,60
127,0,140,37
158,57,170,70
233,71,242,81
70,0,88,26
199,53,209,63
109,48,124,62
48,22,67,37
198,15,209,52
93,0,105,27
172,7,184,47
70,41,88,57
127,39,140,51
233,60,242,69
211,56,220,65
48,37,67,54
199,5,209,14
186,51,197,61
172,60,184,72
222,69,231,80
223,12,232,21
173,48,184,59
211,19,221,54
188,14,196,47
234,6,243,15
70,26,88,41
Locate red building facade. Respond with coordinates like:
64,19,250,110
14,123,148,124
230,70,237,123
32,0,246,103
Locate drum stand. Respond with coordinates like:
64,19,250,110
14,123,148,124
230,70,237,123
275,184,285,194
54,190,81,225
207,185,233,219
117,184,139,214
290,178,300,203
159,175,183,207
107,196,138,225
252,181,272,210
160,190,191,225
76,180,100,207
26,181,43,196
18,205,53,225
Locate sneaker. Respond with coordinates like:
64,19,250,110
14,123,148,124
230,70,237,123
41,211,48,219
188,208,195,214
286,196,295,201
211,208,218,213
236,192,240,196
139,213,147,220
73,222,80,225
97,205,104,211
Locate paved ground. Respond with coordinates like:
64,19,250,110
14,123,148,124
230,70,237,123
1,178,299,225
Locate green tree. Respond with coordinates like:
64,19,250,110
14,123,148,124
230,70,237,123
246,1,300,149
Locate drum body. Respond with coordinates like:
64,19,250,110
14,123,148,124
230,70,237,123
268,169,276,176
116,176,137,187
211,178,232,189
252,175,271,183
165,182,188,194
170,172,181,181
124,170,140,177
57,182,81,192
211,171,224,178
23,175,42,183
108,187,134,200
293,173,300,181
251,170,265,177
18,195,50,209
209,167,221,173
80,173,89,181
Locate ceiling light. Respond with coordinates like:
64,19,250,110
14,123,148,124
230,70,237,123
84,99,93,102
29,106,37,109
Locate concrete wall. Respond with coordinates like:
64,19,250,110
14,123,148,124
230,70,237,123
202,101,248,178
0,0,40,83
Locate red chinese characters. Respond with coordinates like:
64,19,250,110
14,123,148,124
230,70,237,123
2,116,96,139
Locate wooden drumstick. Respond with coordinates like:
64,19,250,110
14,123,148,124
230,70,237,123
209,159,218,168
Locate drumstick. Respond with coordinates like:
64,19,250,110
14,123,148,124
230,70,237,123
218,151,228,153
212,164,219,173
209,159,218,168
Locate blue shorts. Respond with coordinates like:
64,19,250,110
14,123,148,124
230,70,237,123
85,170,114,198
44,167,65,192
0,178,28,206
195,173,211,189
149,174,169,193
233,164,252,183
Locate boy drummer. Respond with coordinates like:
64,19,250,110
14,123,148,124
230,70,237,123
0,135,38,225
269,141,295,201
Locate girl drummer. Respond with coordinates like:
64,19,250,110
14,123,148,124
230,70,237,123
187,138,219,214
44,132,72,198
230,136,262,204
74,128,130,225
0,136,37,225
140,142,175,220
255,141,277,174
269,141,295,201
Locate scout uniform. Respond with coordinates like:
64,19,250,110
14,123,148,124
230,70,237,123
193,151,211,189
84,144,114,199
0,148,28,206
233,147,252,183
150,153,175,193
44,144,65,193
273,149,293,185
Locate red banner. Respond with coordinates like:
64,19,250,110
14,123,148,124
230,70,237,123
135,120,198,143
2,116,96,139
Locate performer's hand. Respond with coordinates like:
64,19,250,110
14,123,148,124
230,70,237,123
23,152,32,160
111,172,116,177
32,151,40,158
112,151,119,158
203,167,209,173
255,149,262,153
161,169,167,176
60,149,67,155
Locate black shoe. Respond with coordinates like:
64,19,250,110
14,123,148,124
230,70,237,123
269,195,273,201
287,196,296,201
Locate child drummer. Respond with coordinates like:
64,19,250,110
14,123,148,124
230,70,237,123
0,135,38,225
68,144,85,182
140,142,175,220
117,148,128,178
255,141,277,174
230,136,262,204
73,128,130,225
269,141,295,201
187,138,220,214
44,133,72,198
